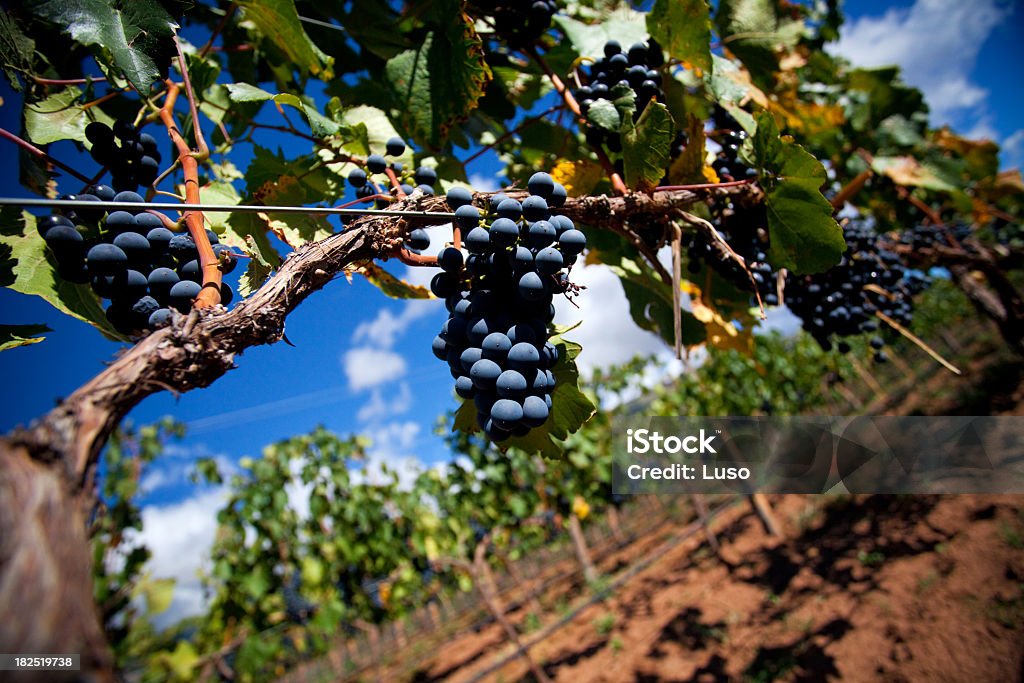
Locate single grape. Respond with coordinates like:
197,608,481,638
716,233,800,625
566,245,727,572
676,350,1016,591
439,247,464,273
44,225,85,260
470,358,502,390
481,332,512,362
414,166,438,186
528,221,557,249
134,213,163,233
507,342,541,372
430,272,457,298
85,121,114,146
604,40,622,57
489,193,509,213
366,154,387,174
535,246,563,274
178,259,201,283
489,217,520,246
148,267,179,303
431,335,448,360
86,243,128,276
390,161,404,175
112,232,151,266
455,205,481,230
527,172,555,198
465,227,491,254
507,323,538,346
407,228,431,250
496,199,522,221
521,195,549,222
460,346,483,373
559,229,587,255
168,280,201,313
86,184,117,202
416,184,435,196
522,395,549,427
490,399,524,430
147,227,174,255
112,190,144,207
219,283,233,306
518,271,547,301
348,168,368,188
131,295,160,322
455,375,475,399
148,308,173,328
446,187,473,209
548,182,567,208
104,211,137,234
385,136,406,157
496,370,527,399
168,234,198,262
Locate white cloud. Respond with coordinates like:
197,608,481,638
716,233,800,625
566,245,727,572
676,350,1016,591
829,0,1009,124
342,348,408,391
468,173,501,193
1002,129,1024,170
356,381,413,422
353,301,437,349
353,421,428,489
552,262,675,376
135,487,229,627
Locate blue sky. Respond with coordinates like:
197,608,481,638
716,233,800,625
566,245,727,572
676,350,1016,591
0,0,1022,621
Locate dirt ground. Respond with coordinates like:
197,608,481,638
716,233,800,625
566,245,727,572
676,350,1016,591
410,494,1023,683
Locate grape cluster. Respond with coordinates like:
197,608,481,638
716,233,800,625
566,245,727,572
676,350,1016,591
470,0,558,48
39,188,236,335
575,40,664,151
684,202,778,305
428,173,585,441
85,121,162,191
346,137,438,207
784,218,928,362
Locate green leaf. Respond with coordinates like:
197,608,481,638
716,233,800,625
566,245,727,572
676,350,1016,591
357,264,431,299
705,54,758,134
586,99,621,133
223,84,345,138
224,82,275,103
24,87,112,145
0,324,50,352
0,208,122,339
621,102,673,191
648,0,713,75
749,112,844,274
136,576,175,615
714,0,804,88
236,0,334,79
553,12,650,61
26,0,177,93
385,19,491,147
0,11,35,90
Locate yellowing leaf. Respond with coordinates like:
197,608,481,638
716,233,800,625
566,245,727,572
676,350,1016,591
691,298,752,353
551,159,603,196
572,495,591,520
357,263,431,299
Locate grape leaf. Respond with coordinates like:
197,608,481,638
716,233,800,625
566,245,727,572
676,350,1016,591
553,12,649,61
355,264,431,299
749,111,844,274
0,324,50,352
0,11,35,91
223,84,345,139
586,99,620,133
0,208,122,340
647,0,713,75
235,0,334,79
705,54,760,134
24,87,114,145
621,102,673,191
26,0,176,93
871,156,959,193
385,16,491,148
714,0,804,88
666,114,708,185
